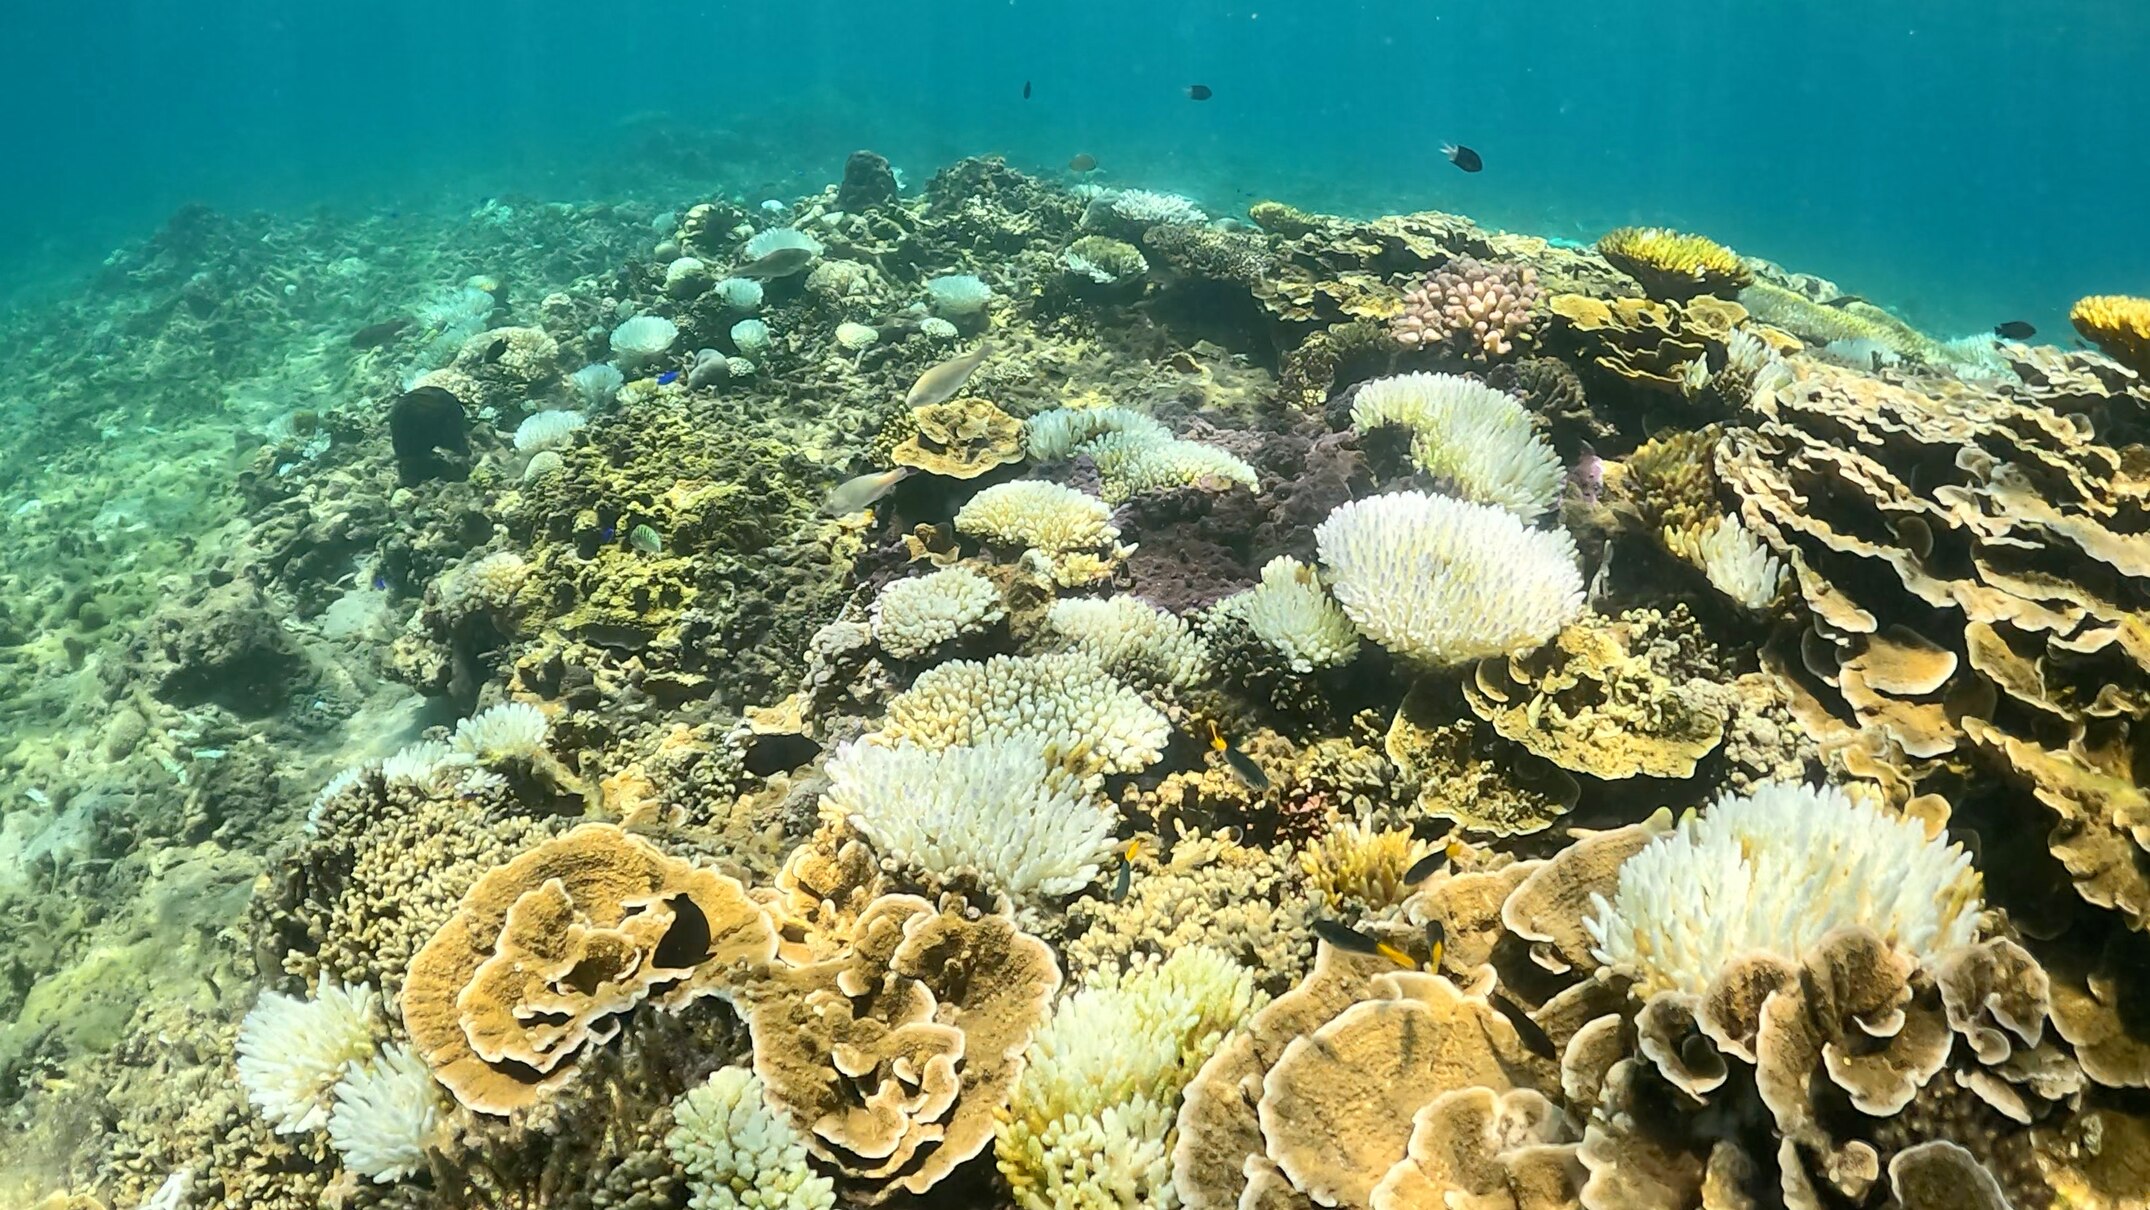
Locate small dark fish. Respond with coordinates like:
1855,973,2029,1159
371,574,388,591
822,466,914,517
1443,143,1483,173
1311,919,1414,969
1818,294,1868,309
1487,990,1559,1058
1208,721,1270,792
656,370,681,385
1023,80,1032,100
1425,920,1446,972
627,523,663,554
733,245,818,280
478,335,511,364
350,317,410,349
1069,153,1098,173
1994,321,2036,340
1403,841,1460,885
1186,84,1213,101
1108,839,1141,901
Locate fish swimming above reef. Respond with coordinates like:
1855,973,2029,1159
1109,839,1141,901
1994,320,2037,339
1402,840,1462,885
626,523,663,553
1069,153,1098,173
1487,989,1559,1057
1207,721,1270,793
1311,919,1415,969
821,466,913,516
1023,80,1032,100
1443,143,1483,173
350,317,410,349
904,341,994,407
732,245,817,280
1186,84,1212,101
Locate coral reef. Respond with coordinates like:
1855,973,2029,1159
5,149,2145,1210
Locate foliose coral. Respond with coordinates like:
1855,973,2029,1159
2069,293,2150,372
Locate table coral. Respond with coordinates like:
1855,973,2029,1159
2069,294,2150,373
889,397,1024,479
1596,226,1753,299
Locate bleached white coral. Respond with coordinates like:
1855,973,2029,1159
919,316,959,340
1082,431,1258,503
870,566,1006,660
1106,189,1207,226
1584,781,1983,997
379,740,468,790
730,318,771,354
436,551,528,617
879,652,1171,775
1667,515,1785,611
326,1042,445,1182
610,315,679,367
743,227,824,260
134,1169,193,1210
450,701,550,763
925,273,995,316
1044,596,1210,690
236,977,380,1133
835,321,878,352
1351,372,1561,519
955,480,1119,553
512,408,586,453
569,363,624,407
824,739,1117,900
1023,405,1171,462
1210,556,1360,673
1314,491,1583,667
995,947,1260,1210
523,450,566,482
714,276,764,310
666,1067,836,1210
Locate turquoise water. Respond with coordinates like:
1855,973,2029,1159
4,1,2145,333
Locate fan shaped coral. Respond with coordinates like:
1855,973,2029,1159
2069,293,2150,372
1597,226,1754,299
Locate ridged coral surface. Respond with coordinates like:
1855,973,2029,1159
1315,491,1583,666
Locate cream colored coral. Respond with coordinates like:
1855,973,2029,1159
996,947,1263,1210
956,480,1120,553
870,566,1005,659
1045,596,1211,690
822,739,1119,902
1584,781,1983,996
436,551,528,617
877,652,1171,775
1209,555,1360,673
1064,827,1316,983
1664,515,1785,611
326,1042,445,1183
236,976,380,1134
1316,491,1583,667
1082,431,1258,503
666,1067,837,1210
449,701,549,763
1300,819,1435,908
1025,406,1172,461
1351,372,1562,518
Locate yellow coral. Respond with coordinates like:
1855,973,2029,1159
1598,226,1753,299
2070,294,2150,373
1298,819,1434,908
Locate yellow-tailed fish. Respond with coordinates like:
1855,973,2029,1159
1403,839,1463,885
1208,721,1270,792
1310,919,1414,970
1108,839,1142,902
1424,919,1446,972
904,341,994,407
821,466,913,517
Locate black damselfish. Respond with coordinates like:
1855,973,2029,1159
1023,80,1032,100
1186,84,1213,101
1443,143,1483,173
1994,320,2036,339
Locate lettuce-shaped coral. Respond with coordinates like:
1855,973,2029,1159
1597,226,1753,299
1315,491,1583,667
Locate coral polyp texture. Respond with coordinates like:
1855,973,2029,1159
1315,490,1584,666
1392,256,1542,360
1597,225,1754,299
1584,781,1983,995
12,149,2150,1210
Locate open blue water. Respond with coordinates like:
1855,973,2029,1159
2,0,2146,335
